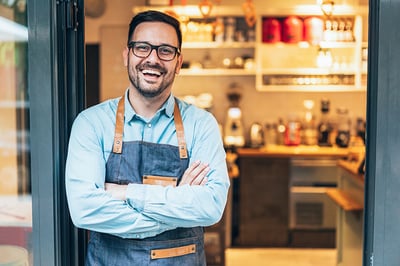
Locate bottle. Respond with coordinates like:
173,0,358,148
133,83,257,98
276,118,286,145
302,100,317,145
317,98,333,146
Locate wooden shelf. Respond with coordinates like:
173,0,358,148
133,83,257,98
256,85,363,92
259,41,357,49
237,146,349,158
326,188,363,211
261,68,357,75
182,42,255,49
179,68,255,76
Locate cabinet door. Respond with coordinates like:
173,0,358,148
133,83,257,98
236,157,290,246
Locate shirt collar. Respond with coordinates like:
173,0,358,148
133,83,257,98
123,89,175,122
163,94,175,117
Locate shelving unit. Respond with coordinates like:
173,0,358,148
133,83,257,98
255,13,364,91
134,5,368,92
180,41,256,76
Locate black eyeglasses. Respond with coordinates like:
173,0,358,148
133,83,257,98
128,41,180,61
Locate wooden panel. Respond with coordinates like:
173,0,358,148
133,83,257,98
289,229,335,248
235,157,290,246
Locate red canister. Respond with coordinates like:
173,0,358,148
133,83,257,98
282,16,303,43
284,115,301,146
304,16,324,45
262,17,281,43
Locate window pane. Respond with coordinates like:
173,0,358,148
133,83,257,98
0,1,31,265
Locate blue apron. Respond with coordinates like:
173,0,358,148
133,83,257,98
86,96,206,266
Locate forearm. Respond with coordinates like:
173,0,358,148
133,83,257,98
105,184,227,228
66,177,176,238
125,170,229,228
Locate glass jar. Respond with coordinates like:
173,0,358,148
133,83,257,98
285,114,301,146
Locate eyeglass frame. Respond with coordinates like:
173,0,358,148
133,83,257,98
127,41,181,61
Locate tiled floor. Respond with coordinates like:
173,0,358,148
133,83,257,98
225,248,337,266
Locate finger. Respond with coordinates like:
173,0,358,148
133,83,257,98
180,161,205,185
190,166,210,185
189,163,209,178
185,160,201,175
199,177,208,186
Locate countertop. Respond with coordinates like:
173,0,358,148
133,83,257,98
337,159,365,182
237,145,350,158
327,158,365,211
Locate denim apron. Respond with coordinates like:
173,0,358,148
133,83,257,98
86,96,206,266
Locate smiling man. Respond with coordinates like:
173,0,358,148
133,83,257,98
65,10,230,266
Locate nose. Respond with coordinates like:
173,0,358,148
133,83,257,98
146,47,160,61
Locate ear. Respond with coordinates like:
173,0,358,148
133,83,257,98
122,47,129,67
175,54,183,75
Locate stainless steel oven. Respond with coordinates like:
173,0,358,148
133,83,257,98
289,158,338,230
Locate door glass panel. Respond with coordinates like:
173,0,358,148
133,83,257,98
0,1,31,265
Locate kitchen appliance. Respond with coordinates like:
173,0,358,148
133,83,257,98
289,158,338,231
249,122,264,147
335,107,351,148
224,107,245,147
318,98,333,147
224,84,245,147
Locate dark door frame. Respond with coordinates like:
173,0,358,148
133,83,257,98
28,0,86,265
363,0,400,265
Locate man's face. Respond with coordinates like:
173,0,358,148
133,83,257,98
124,21,182,98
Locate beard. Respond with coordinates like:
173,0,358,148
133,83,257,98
127,59,178,98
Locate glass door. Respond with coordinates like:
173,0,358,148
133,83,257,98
0,0,31,265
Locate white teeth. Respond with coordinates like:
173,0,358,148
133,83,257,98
142,69,161,76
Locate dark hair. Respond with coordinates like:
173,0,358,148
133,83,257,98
127,10,182,49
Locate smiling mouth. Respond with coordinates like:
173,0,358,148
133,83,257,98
142,69,162,77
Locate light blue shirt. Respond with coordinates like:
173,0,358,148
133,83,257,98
65,90,230,239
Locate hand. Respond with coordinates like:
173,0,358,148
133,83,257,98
179,160,209,186
105,183,128,201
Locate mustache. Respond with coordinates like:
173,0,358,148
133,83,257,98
137,63,165,73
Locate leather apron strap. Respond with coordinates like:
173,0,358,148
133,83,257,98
173,100,188,159
112,96,188,159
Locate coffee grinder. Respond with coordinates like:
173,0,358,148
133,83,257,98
224,83,245,147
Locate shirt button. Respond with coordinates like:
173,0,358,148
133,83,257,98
147,123,152,128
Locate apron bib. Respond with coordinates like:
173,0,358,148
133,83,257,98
86,96,206,266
